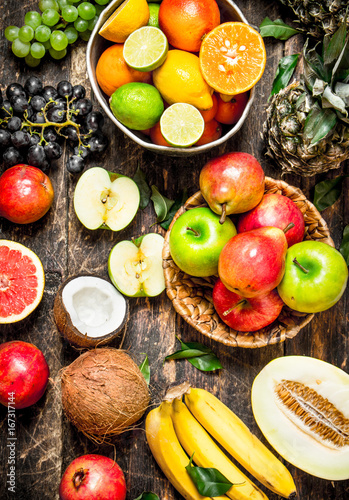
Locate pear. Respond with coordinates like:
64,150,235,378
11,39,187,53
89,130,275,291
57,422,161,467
218,226,288,298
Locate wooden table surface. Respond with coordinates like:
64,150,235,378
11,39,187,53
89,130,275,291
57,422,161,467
0,1,348,499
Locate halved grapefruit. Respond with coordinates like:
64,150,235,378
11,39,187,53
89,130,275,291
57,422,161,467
0,240,45,324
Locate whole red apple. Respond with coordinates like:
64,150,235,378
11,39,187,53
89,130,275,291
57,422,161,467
59,454,126,500
218,226,288,298
213,278,284,332
0,164,54,224
0,341,50,409
199,152,265,223
237,193,305,247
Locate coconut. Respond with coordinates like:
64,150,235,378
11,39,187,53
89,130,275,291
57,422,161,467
61,348,150,442
54,275,128,348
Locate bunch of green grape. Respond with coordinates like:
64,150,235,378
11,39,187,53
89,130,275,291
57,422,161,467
4,0,112,67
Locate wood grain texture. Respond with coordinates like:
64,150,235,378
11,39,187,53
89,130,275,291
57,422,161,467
0,0,348,499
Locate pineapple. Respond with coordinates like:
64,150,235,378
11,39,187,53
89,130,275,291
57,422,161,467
279,0,349,38
264,23,349,176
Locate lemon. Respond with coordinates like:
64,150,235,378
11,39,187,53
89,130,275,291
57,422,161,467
160,103,205,147
110,82,164,130
152,50,213,110
123,27,168,72
99,0,150,43
147,3,160,28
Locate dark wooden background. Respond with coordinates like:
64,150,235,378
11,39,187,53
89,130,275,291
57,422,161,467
0,1,348,499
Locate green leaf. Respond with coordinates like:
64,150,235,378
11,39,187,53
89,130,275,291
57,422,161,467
303,41,328,88
139,354,150,385
270,54,299,98
160,189,188,230
322,86,348,115
335,82,349,106
165,338,222,372
185,454,233,495
151,185,174,223
133,165,151,210
324,22,347,67
259,17,300,40
303,107,337,144
340,224,349,265
313,176,346,211
134,494,160,500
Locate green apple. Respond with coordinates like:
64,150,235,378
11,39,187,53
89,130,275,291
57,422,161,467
73,167,140,231
108,233,165,297
277,240,348,313
169,207,237,277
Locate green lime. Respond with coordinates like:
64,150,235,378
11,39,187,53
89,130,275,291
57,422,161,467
160,103,205,147
123,26,168,72
110,82,164,130
147,3,160,28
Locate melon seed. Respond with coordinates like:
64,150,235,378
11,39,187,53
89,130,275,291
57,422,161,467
275,380,349,449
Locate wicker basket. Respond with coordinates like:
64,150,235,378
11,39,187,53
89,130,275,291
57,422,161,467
163,177,334,348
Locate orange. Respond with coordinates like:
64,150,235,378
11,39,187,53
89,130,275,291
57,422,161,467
96,44,152,97
150,121,172,147
199,22,266,95
159,0,220,53
215,91,249,125
194,119,222,146
200,93,218,122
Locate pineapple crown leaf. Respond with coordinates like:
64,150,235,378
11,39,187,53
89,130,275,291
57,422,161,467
269,54,300,100
303,107,338,145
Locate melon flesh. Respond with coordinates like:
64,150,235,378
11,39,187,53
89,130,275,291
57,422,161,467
251,355,349,480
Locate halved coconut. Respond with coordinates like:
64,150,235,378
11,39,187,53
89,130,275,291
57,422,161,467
54,275,128,348
251,355,349,480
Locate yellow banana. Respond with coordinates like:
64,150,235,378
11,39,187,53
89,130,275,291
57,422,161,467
171,398,269,500
184,388,296,499
145,401,228,500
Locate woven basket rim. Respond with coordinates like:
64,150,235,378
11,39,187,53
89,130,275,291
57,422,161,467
162,177,333,348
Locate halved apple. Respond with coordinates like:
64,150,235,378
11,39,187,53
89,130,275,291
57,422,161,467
108,233,165,297
73,167,140,231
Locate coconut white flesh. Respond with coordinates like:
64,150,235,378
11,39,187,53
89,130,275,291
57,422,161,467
62,276,127,338
251,355,349,480
73,167,140,231
108,234,165,297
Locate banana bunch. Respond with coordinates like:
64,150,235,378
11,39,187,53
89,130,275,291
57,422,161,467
145,385,297,500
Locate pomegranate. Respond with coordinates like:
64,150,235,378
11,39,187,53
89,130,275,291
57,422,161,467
0,341,50,409
59,454,126,500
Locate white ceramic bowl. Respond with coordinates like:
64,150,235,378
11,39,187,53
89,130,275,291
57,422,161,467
87,0,255,156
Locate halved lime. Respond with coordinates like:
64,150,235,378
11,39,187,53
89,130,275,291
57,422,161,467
160,103,205,147
123,26,168,72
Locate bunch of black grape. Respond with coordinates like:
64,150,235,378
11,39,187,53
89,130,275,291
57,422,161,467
0,76,108,174
5,0,112,67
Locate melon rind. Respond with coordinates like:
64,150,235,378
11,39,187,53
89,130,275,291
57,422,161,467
0,240,45,324
251,355,349,480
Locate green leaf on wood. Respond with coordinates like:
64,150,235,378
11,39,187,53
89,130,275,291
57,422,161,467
165,338,222,372
134,493,160,500
151,185,174,223
340,224,349,265
139,354,150,385
185,454,234,496
133,165,151,210
270,54,299,98
160,189,188,230
313,176,346,211
260,17,300,40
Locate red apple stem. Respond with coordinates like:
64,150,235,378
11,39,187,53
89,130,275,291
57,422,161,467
223,299,247,316
186,226,200,237
293,257,309,274
72,468,88,490
283,222,295,234
219,204,227,225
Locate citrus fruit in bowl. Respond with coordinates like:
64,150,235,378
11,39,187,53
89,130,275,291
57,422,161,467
87,0,260,156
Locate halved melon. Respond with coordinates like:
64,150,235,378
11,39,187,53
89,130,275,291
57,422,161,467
251,356,349,480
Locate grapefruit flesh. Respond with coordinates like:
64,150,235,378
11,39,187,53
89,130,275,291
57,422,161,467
0,240,45,324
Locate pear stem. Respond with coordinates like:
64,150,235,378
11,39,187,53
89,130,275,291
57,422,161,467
283,222,295,233
223,299,247,316
186,226,200,237
219,203,227,225
293,257,309,274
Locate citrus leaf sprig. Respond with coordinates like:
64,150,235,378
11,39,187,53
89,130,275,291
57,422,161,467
260,17,301,40
165,337,222,372
185,454,234,495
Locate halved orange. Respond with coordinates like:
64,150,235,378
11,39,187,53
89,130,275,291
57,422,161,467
199,22,266,95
